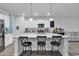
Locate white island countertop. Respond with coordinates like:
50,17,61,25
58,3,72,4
13,33,70,38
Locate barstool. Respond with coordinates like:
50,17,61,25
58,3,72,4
51,36,62,53
19,36,32,55
37,36,46,54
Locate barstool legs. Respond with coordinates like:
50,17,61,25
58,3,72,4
51,46,53,53
58,46,59,51
37,46,39,54
44,46,46,54
51,46,60,55
22,46,32,56
37,46,46,54
30,45,32,54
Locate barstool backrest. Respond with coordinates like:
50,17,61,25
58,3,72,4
37,36,46,42
52,36,62,43
19,36,28,45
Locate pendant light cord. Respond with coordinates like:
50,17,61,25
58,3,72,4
50,3,52,18
31,3,32,17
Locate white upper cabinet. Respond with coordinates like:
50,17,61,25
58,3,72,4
0,13,9,28
3,14,9,28
0,13,4,19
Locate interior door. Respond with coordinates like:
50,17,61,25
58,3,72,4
0,20,5,52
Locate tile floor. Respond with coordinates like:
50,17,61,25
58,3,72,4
20,51,62,56
0,41,79,56
68,41,79,56
0,42,14,56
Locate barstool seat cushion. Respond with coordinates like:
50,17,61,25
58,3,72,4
51,41,60,46
22,41,32,46
37,41,46,46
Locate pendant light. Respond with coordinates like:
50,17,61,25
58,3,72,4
29,3,33,21
50,3,53,21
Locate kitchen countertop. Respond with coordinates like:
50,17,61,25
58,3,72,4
13,33,70,39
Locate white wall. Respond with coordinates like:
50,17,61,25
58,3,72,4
24,19,50,28
54,17,79,32
14,16,50,33
14,16,79,33
0,13,9,28
14,16,25,33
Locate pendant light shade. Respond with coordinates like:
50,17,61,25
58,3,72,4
50,18,53,21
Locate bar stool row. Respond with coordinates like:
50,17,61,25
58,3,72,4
19,36,62,55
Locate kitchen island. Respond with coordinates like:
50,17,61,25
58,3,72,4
13,33,70,56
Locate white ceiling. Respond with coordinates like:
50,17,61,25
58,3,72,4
0,3,79,17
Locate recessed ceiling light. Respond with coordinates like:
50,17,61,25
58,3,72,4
34,13,38,16
29,18,32,21
50,18,53,21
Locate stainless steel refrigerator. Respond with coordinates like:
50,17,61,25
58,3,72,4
0,20,5,52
